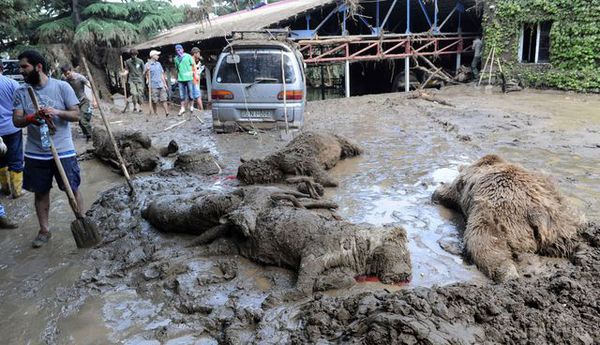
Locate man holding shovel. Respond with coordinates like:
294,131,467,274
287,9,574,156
12,50,83,248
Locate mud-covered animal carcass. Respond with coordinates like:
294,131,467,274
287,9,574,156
143,186,411,297
237,131,362,187
92,128,160,174
432,154,585,281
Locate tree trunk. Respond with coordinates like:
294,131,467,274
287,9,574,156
72,0,81,25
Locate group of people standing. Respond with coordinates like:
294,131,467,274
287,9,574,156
0,44,207,248
123,45,205,117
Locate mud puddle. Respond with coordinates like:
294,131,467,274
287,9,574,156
0,156,121,344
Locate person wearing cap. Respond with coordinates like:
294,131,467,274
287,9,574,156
173,44,195,116
190,47,205,112
145,50,170,117
124,49,145,113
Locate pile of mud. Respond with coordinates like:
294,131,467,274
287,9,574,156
78,169,599,344
290,223,600,344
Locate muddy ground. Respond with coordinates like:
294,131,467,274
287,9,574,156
0,85,599,344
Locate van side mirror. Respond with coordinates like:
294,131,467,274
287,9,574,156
226,54,240,64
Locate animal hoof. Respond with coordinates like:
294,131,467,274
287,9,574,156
495,262,519,282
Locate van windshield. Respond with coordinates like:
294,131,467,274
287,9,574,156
216,51,296,84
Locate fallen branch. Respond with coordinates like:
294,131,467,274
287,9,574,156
163,120,187,132
407,90,455,107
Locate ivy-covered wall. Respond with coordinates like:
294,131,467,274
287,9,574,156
482,0,600,92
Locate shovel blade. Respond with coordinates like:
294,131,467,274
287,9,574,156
71,217,102,248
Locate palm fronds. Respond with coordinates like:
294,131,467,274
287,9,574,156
37,16,76,44
74,18,139,47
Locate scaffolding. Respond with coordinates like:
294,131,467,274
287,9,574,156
287,0,479,95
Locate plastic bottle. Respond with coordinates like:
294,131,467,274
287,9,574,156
40,119,51,150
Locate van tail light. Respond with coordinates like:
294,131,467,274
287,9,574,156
212,90,234,100
277,90,303,101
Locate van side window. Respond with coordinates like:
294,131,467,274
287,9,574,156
217,52,296,84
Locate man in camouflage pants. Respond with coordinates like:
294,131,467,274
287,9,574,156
125,49,145,112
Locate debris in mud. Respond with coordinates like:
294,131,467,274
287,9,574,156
173,149,222,175
143,185,411,299
432,154,586,282
92,127,160,174
237,131,362,187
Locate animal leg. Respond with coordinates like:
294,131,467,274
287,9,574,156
464,218,518,282
295,254,327,294
286,176,324,199
314,267,357,291
271,193,305,208
188,224,231,247
298,199,339,210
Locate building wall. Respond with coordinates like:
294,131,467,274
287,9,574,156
483,0,600,92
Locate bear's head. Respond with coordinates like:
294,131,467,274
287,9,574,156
432,154,506,211
368,225,412,284
237,158,285,185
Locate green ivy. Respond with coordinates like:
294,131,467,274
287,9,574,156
483,0,600,92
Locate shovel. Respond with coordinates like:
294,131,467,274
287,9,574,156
27,87,101,248
81,57,136,196
119,55,130,113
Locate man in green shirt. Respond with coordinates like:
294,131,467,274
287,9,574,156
173,44,195,116
124,49,145,113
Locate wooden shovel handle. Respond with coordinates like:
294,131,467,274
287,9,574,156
27,87,84,218
81,57,135,195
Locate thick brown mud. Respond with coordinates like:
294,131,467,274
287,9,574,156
1,85,599,343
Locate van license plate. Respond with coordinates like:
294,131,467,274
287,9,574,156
241,110,272,118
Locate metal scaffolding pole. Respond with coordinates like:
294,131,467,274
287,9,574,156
406,0,411,33
404,57,410,93
345,60,351,97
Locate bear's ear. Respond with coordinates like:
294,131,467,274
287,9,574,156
458,165,466,172
240,157,247,163
474,154,504,167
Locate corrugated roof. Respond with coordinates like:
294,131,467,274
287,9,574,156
134,0,335,50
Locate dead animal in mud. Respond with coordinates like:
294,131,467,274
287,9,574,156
93,128,159,174
432,154,585,282
237,131,362,187
174,149,222,175
159,140,179,157
143,186,411,299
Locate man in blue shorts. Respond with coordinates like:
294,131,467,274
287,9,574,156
12,50,83,248
173,44,195,116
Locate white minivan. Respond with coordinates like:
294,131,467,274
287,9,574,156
211,40,306,133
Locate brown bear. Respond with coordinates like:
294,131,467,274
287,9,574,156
237,131,362,187
432,154,585,282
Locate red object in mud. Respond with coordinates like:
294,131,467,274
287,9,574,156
224,175,237,180
355,275,381,283
355,275,411,285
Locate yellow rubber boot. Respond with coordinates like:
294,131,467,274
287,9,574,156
0,167,9,195
9,171,23,198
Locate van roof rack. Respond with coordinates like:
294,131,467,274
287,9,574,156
230,29,290,41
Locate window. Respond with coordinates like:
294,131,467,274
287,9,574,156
519,21,552,63
216,51,296,84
